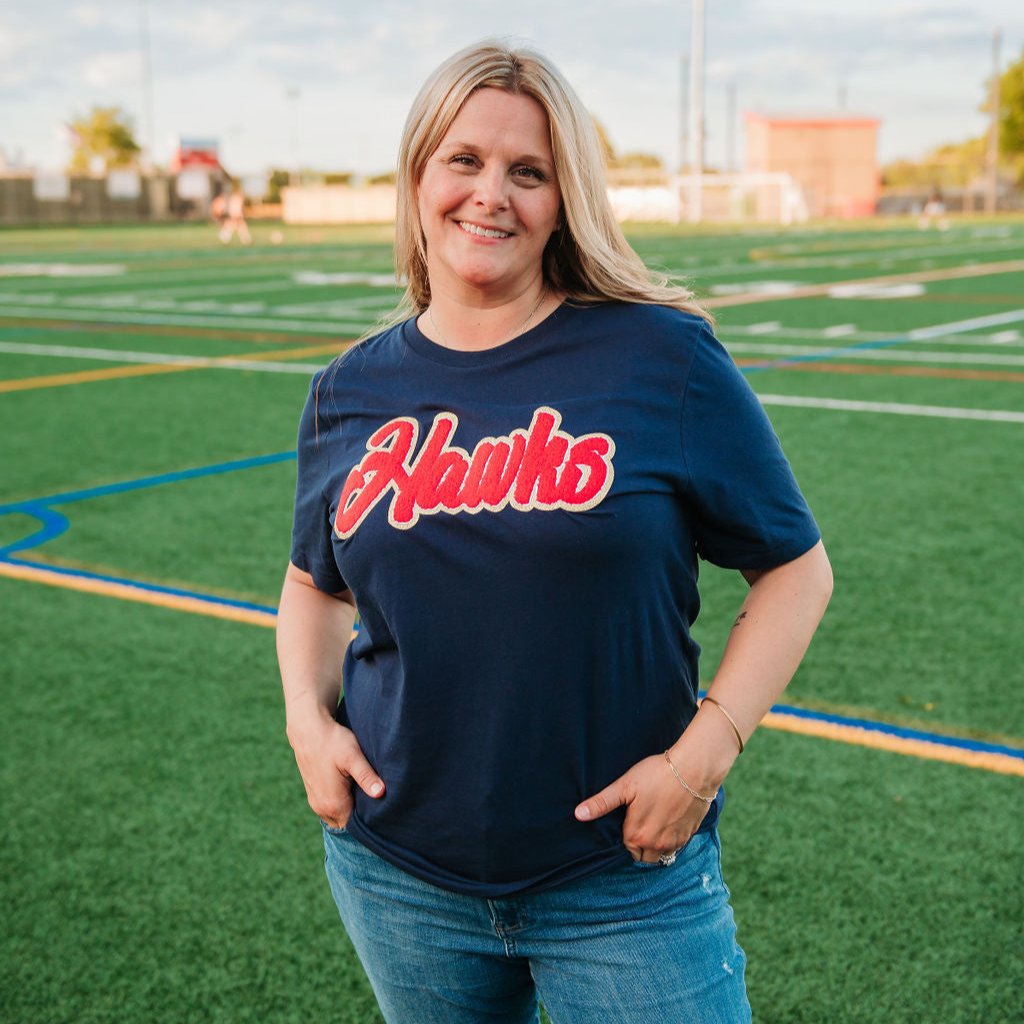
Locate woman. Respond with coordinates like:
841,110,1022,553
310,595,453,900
277,40,832,1024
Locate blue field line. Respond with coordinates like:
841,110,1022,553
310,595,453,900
740,333,913,374
5,553,1018,761
0,503,71,555
4,552,1019,762
0,450,297,513
698,689,1024,760
1,555,280,615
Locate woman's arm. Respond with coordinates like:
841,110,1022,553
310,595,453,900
575,540,833,861
276,561,386,829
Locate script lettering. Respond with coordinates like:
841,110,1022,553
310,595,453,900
333,407,615,538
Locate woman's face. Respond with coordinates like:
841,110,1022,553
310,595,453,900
417,87,562,302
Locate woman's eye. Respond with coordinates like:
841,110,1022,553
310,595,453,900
450,155,476,167
513,166,544,182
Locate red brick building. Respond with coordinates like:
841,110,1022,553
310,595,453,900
744,113,881,219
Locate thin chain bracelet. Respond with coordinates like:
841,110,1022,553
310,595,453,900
663,751,717,805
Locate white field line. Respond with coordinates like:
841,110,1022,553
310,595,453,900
716,325,1024,348
672,236,1024,278
4,343,1023,420
0,260,397,293
4,342,1023,420
759,394,1024,423
0,250,395,284
906,309,1024,339
0,291,396,320
726,342,1024,367
204,359,324,374
0,340,324,375
0,290,392,321
0,304,365,333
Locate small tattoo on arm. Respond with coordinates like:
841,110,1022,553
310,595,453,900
732,611,748,628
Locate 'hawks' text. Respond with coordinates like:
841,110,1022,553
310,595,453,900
334,406,616,537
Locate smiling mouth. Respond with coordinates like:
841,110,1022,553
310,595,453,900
457,221,512,239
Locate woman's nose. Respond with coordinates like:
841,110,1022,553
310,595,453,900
473,166,509,211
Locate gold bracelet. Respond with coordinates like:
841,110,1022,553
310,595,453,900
663,751,717,805
701,695,745,754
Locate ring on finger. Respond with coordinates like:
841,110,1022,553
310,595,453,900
658,849,678,866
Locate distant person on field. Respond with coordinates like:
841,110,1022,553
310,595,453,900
277,39,833,1024
919,188,949,231
220,183,251,244
209,188,227,227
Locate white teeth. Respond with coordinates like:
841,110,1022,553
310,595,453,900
458,221,511,239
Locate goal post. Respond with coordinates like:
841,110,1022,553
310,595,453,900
673,172,810,225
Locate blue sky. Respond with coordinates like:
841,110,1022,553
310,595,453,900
1,1,1021,177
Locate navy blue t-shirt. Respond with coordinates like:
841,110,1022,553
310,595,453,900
290,302,819,897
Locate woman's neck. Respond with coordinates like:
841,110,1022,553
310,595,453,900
419,280,559,352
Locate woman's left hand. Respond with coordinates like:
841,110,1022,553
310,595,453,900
573,753,717,863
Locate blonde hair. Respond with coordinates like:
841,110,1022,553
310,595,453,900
377,40,710,332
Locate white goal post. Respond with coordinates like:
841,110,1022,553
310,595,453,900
607,173,810,225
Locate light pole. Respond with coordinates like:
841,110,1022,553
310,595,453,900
687,0,705,223
286,86,301,185
985,29,1002,215
139,0,156,171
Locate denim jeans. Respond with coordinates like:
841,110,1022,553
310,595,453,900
322,823,751,1024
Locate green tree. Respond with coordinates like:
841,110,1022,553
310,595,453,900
66,106,141,173
265,169,290,203
612,152,664,170
881,138,987,188
996,47,1024,157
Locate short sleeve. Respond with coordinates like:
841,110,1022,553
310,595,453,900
289,370,347,593
679,322,820,569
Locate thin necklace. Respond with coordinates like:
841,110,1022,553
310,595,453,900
427,290,547,350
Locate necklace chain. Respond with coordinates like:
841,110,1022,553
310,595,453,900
427,290,547,350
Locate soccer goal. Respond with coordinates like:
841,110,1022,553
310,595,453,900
673,172,810,225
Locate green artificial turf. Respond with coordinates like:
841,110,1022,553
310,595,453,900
0,579,383,1024
3,579,1020,1024
3,218,1023,1024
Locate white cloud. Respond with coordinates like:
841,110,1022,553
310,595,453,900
82,51,142,89
0,0,1021,172
164,9,251,52
71,5,103,28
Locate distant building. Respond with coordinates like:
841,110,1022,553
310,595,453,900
744,113,881,219
168,137,224,175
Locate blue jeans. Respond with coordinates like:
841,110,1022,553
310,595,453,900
322,824,751,1024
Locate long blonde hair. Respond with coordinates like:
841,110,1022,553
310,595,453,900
377,40,710,333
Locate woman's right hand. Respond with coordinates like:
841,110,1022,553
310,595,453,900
286,712,386,830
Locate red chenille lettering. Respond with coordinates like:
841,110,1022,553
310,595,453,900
391,415,457,525
334,419,415,537
334,407,615,536
476,437,526,507
559,436,614,507
513,409,570,507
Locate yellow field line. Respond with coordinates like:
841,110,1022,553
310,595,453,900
762,710,1024,777
4,558,1021,776
0,560,277,628
704,258,1024,308
0,341,346,394
0,361,198,392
